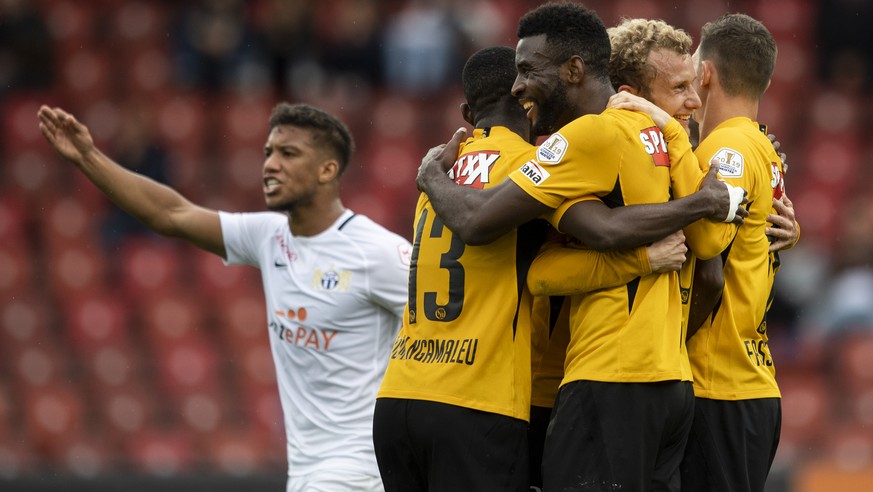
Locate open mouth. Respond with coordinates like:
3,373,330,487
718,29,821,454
674,114,691,126
520,99,536,122
264,177,281,193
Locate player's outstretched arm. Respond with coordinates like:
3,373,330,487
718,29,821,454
416,128,550,245
38,105,225,257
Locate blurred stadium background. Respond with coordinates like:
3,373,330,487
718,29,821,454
1,0,871,490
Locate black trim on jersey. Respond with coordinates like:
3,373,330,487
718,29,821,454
337,213,358,230
626,277,641,313
548,296,566,337
711,234,739,320
601,177,624,209
511,219,550,338
481,127,491,137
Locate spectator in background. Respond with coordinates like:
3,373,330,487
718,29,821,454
100,101,172,249
315,0,384,88
254,1,317,93
38,102,411,492
0,0,55,93
382,0,464,95
171,0,267,92
817,0,873,90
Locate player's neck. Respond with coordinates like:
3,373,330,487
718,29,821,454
288,197,346,237
698,90,759,141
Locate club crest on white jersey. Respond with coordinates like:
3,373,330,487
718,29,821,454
312,268,352,292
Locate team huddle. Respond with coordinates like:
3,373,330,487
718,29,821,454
37,1,798,492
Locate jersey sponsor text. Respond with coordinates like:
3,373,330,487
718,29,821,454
390,336,479,365
449,151,499,188
519,160,550,185
639,126,670,167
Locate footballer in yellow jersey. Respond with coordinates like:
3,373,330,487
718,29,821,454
679,14,785,492
687,118,784,400
378,125,546,420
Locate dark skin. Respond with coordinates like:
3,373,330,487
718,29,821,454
686,256,724,340
417,34,747,250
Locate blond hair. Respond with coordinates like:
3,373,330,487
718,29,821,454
608,18,692,95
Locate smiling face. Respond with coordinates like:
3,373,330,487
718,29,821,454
642,48,701,134
262,125,329,212
512,34,573,137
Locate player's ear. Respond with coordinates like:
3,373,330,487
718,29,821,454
700,60,714,87
616,84,640,96
460,102,474,126
319,159,340,183
564,55,585,84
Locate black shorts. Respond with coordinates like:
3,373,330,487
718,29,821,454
373,398,529,492
680,397,782,492
542,380,694,492
528,405,553,491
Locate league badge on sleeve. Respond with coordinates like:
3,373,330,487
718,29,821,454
712,148,744,178
536,134,568,164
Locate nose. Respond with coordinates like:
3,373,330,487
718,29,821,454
687,87,702,110
511,74,524,99
263,152,280,173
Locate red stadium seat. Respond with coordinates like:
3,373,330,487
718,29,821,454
22,384,86,461
152,340,220,398
140,292,205,350
836,332,873,393
0,245,36,297
63,292,131,354
125,428,196,476
94,385,157,439
201,427,275,476
217,293,270,353
118,238,184,303
778,372,831,447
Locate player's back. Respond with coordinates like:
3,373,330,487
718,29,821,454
687,117,784,400
379,126,546,421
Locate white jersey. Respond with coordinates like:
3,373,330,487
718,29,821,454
220,209,411,482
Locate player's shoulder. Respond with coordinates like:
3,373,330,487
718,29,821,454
337,213,410,247
338,213,412,267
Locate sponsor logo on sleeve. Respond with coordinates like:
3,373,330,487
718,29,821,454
639,126,670,167
712,148,744,177
518,160,551,185
770,162,784,199
448,151,499,189
536,134,568,164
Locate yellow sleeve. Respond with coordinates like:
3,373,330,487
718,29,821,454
527,230,652,296
663,119,707,198
663,120,739,259
508,116,621,208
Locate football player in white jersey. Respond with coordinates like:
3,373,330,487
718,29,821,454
38,102,411,492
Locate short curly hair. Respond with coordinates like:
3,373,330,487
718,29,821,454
269,103,354,176
608,18,692,94
517,2,611,82
462,46,518,116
